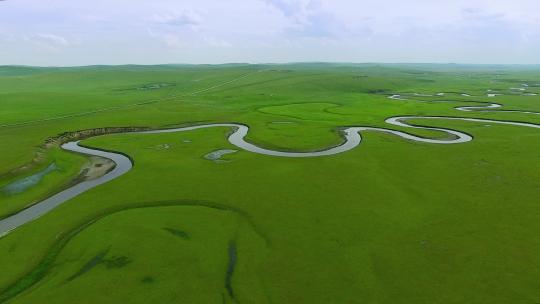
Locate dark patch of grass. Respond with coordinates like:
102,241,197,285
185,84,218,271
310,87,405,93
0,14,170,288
67,248,109,282
225,240,237,301
163,227,190,240
140,276,155,284
367,89,389,94
114,83,176,92
103,256,131,269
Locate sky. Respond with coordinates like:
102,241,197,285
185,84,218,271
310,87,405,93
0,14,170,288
1,0,539,66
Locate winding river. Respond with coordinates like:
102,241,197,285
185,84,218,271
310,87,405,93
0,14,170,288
1,94,540,236
0,143,132,237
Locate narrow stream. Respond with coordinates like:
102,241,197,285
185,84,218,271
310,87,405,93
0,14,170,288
1,100,540,236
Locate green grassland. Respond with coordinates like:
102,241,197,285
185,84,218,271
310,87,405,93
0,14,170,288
1,63,540,303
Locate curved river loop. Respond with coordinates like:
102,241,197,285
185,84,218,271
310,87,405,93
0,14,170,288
1,89,540,236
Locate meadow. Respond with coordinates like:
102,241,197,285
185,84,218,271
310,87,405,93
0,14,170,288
1,63,540,303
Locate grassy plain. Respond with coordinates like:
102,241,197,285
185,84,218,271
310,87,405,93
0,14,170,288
1,63,540,303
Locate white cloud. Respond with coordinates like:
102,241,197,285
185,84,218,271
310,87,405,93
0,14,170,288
22,33,70,52
261,0,350,39
152,10,202,28
202,36,232,47
34,34,69,46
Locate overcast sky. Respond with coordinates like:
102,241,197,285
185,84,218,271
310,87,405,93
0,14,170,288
1,0,539,66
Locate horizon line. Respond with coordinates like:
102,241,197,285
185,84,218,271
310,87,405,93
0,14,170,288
2,62,540,69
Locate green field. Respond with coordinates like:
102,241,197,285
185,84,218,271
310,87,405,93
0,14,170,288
1,63,540,303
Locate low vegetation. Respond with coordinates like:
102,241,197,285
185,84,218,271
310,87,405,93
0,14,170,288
1,64,540,303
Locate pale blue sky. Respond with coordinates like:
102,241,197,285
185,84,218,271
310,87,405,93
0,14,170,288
1,0,539,66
